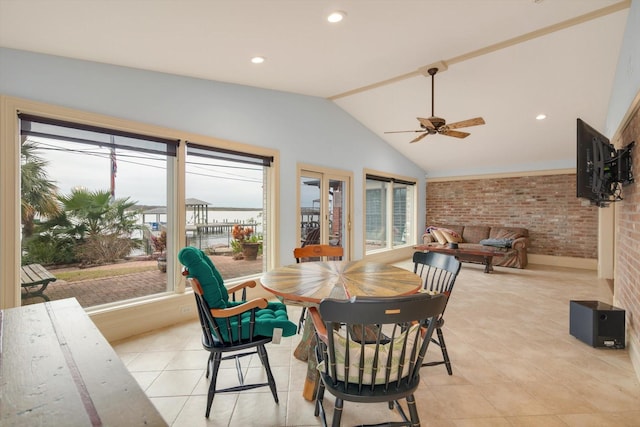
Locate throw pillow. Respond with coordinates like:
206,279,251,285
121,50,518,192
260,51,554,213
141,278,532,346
318,324,422,385
438,227,462,240
441,230,463,243
480,238,513,248
431,229,448,244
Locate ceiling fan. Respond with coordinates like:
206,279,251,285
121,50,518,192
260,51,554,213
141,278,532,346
385,67,485,143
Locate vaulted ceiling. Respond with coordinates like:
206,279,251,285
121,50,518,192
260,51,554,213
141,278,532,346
0,0,630,177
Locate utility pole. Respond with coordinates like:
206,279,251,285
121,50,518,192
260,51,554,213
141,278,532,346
110,137,116,201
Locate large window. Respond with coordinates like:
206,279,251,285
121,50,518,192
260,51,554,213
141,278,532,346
365,173,415,253
185,142,272,280
19,114,178,307
8,107,277,310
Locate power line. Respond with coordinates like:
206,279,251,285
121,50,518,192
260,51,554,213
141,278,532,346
30,139,263,183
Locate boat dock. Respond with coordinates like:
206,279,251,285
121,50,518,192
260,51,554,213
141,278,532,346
185,221,257,236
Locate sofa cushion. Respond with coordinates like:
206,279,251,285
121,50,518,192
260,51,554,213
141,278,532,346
461,226,490,244
489,227,528,240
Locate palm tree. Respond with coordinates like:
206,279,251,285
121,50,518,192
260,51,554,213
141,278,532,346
21,140,61,238
57,188,142,264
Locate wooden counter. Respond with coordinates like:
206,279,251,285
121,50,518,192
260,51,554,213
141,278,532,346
0,298,167,426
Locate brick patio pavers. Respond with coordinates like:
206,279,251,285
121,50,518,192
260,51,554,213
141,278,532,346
21,255,263,308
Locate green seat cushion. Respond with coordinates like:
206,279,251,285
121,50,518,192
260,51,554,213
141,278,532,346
178,246,296,340
226,301,297,340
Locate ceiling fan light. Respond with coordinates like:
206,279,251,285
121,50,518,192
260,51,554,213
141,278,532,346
251,56,265,64
536,114,547,120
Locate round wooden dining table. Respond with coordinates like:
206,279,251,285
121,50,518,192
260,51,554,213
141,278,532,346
260,259,422,304
260,260,423,400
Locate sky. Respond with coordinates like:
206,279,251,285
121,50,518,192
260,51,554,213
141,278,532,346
33,138,265,208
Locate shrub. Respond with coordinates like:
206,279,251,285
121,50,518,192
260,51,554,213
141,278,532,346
75,234,140,265
22,234,77,265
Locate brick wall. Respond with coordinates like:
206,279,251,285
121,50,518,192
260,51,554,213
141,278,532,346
426,174,599,258
614,104,640,378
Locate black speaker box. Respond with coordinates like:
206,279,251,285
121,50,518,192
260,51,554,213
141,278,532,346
569,300,625,348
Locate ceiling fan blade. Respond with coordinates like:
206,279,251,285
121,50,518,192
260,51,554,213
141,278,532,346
441,129,470,138
410,133,429,143
384,130,425,134
417,117,436,130
446,117,485,129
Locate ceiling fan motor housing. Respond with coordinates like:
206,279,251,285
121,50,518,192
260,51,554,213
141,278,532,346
428,116,446,129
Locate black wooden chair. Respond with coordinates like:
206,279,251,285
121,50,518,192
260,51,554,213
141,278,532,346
293,244,344,333
412,251,461,375
309,293,448,427
190,277,279,418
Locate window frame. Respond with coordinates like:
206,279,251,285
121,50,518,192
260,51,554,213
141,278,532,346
297,163,353,260
363,170,417,255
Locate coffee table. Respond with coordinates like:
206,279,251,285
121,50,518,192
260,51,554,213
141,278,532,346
414,244,515,273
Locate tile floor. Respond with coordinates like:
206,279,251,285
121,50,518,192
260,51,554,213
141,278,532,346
113,260,640,426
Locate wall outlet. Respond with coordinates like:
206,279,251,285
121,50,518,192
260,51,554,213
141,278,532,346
180,305,193,314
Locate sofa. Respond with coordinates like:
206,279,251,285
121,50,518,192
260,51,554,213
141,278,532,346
421,224,529,269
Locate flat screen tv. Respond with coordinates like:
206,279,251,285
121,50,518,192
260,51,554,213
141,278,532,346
576,118,635,207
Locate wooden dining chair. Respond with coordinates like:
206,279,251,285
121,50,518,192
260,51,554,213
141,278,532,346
294,244,344,263
190,278,280,418
293,244,344,333
309,293,448,427
412,250,461,375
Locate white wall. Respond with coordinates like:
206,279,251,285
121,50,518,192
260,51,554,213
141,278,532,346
0,47,426,263
605,0,640,137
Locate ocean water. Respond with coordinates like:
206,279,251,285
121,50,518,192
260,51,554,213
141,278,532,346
134,209,263,254
186,231,235,250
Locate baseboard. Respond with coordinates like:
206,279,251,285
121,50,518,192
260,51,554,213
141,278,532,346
88,293,198,342
91,277,281,343
528,254,597,270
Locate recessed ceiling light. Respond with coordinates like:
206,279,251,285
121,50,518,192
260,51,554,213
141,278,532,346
536,114,547,120
327,11,346,23
251,56,265,64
